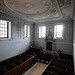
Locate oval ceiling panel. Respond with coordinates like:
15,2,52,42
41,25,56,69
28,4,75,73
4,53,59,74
4,0,52,15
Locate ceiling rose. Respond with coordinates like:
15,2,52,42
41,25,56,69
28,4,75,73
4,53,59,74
4,0,52,15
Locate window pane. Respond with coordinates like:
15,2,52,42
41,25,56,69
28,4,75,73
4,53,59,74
0,20,8,38
54,25,63,39
39,27,41,38
24,25,30,38
39,26,46,38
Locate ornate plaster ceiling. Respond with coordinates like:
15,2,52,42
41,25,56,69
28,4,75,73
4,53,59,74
0,0,74,22
3,0,61,21
4,0,52,15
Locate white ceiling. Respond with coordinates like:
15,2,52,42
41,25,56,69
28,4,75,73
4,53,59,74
0,0,74,22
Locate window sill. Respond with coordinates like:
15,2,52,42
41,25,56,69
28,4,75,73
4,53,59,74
39,37,46,39
0,38,12,41
54,38,63,40
23,37,30,39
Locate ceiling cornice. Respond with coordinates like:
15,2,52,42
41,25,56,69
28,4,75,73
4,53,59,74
34,16,73,24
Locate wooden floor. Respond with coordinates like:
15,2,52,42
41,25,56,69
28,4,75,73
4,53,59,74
23,62,47,75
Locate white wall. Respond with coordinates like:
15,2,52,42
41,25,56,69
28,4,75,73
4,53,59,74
0,12,33,61
34,20,73,55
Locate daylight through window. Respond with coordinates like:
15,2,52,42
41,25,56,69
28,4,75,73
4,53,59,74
39,26,46,38
0,20,11,39
54,25,63,39
24,25,30,38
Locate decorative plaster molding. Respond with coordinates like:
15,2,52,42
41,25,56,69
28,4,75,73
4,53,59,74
4,0,52,15
3,0,61,21
0,0,74,22
58,0,71,8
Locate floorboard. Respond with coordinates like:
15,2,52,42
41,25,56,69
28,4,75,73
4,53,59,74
23,62,47,75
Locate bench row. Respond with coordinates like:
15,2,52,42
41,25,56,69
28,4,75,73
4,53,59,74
0,48,39,75
42,58,74,75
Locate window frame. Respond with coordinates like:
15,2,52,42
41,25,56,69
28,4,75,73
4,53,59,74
54,24,64,39
39,26,46,38
24,25,30,39
0,19,11,40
